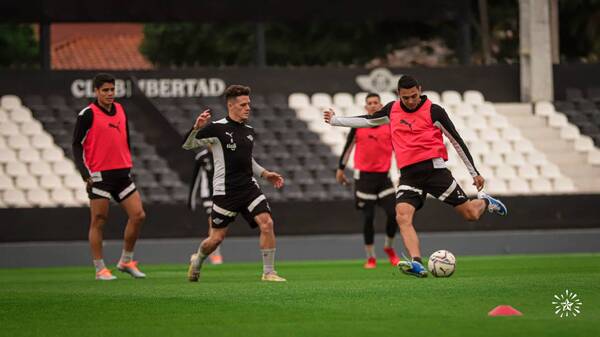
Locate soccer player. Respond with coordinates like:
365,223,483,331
324,75,507,278
336,93,400,269
182,84,286,282
72,73,146,281
188,146,223,264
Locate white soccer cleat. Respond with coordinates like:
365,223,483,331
261,271,287,282
95,268,117,281
117,260,146,278
188,253,201,282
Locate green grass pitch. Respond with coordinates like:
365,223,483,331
1,254,598,337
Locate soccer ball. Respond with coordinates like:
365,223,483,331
428,250,456,277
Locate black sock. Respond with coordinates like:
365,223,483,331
412,256,423,264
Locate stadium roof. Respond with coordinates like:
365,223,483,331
1,0,465,23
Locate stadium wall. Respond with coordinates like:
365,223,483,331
1,195,599,242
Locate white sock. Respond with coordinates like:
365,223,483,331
119,250,134,264
93,259,106,273
365,246,375,258
261,248,276,274
384,236,394,248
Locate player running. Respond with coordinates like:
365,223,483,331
324,75,507,278
182,84,286,282
335,93,400,269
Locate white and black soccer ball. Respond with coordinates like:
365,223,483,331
427,250,456,277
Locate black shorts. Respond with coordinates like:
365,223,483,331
396,160,468,210
354,171,395,210
87,168,137,203
210,184,271,229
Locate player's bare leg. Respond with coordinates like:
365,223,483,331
117,191,147,278
207,217,223,265
454,199,487,221
255,212,286,282
89,198,115,280
189,226,227,282
395,202,427,277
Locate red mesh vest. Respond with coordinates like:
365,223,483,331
390,99,448,169
83,102,132,173
354,125,392,172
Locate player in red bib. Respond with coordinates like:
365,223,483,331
73,73,147,281
336,93,400,269
324,75,507,278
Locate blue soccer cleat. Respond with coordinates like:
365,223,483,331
478,192,508,216
397,260,428,278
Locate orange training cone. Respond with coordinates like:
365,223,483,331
488,305,523,316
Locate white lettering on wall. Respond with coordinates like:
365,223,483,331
71,78,227,98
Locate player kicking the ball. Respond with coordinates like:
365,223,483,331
182,85,286,282
324,75,507,278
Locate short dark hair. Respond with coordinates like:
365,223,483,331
224,85,251,101
93,73,116,89
397,75,419,90
365,93,381,101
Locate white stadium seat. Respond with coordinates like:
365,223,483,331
441,90,462,106
0,148,17,163
26,189,54,207
41,147,65,162
5,162,29,177
31,133,54,150
488,114,510,130
495,164,517,180
39,174,63,189
513,139,535,154
378,92,396,104
559,125,580,141
296,106,321,122
0,121,19,136
453,103,475,118
553,177,576,192
15,175,39,190
534,101,555,117
505,152,527,168
2,189,30,207
574,136,595,153
0,135,6,149
480,129,501,143
463,90,485,106
423,91,440,105
288,93,310,109
74,188,89,205
468,141,489,157
475,102,497,117
20,120,44,136
517,165,539,180
0,95,22,111
18,148,40,164
527,152,549,166
548,114,568,128
333,93,355,108
7,134,30,150
507,178,530,194
342,105,364,117
531,178,552,193
63,174,83,189
311,93,333,109
486,179,508,195
501,128,523,142
52,161,76,176
458,128,477,143
30,161,53,177
354,92,368,105
466,114,487,131
9,106,33,123
490,140,512,155
540,164,562,179
483,153,503,168
51,188,77,206
0,175,14,190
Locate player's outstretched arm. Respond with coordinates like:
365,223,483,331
323,104,391,128
182,109,212,150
